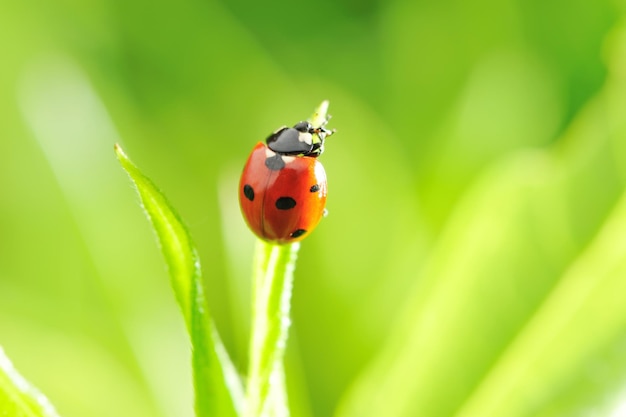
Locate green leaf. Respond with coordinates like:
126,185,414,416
453,188,626,416
0,346,60,417
245,241,299,417
337,41,626,415
115,144,242,417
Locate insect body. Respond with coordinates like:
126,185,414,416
239,121,334,244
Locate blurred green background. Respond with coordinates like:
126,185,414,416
2,0,626,416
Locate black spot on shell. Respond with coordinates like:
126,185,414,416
265,154,285,171
290,229,306,238
309,184,320,193
275,197,296,210
243,184,255,201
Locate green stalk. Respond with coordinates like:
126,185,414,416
244,101,330,417
245,241,300,417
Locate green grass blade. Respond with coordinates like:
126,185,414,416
0,346,60,417
115,144,242,417
243,101,331,417
246,241,299,417
453,188,626,416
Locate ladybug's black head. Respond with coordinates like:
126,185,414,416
293,121,312,132
266,121,333,157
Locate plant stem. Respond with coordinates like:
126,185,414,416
244,101,330,417
245,240,300,417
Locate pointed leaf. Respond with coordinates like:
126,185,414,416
0,346,60,417
115,144,242,417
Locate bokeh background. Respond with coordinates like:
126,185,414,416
2,0,626,416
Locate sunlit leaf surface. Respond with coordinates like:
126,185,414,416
0,347,60,417
116,145,241,417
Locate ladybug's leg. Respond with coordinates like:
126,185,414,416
308,124,335,157
311,126,335,140
309,115,334,137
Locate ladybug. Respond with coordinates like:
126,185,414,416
239,120,334,244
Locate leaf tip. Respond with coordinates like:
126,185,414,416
310,100,331,129
114,143,126,159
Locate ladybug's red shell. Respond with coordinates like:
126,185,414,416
239,142,327,244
